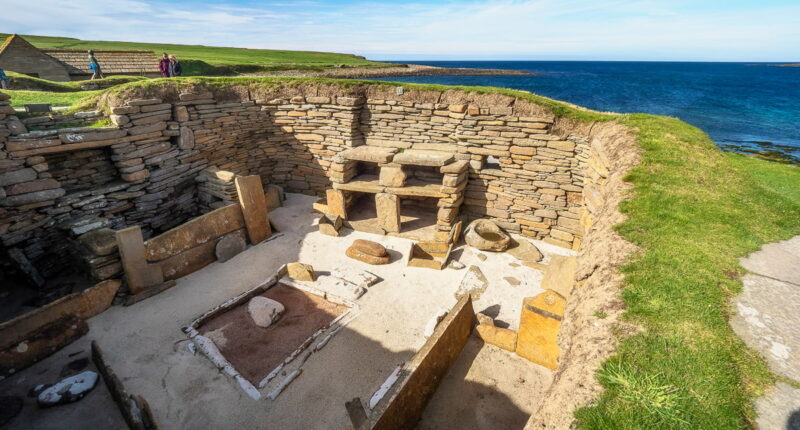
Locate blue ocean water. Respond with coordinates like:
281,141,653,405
372,61,800,162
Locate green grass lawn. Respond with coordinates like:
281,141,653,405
0,33,393,75
575,115,800,429
4,89,104,109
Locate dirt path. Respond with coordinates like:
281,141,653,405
730,236,800,430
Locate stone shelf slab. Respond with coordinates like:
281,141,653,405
334,174,447,198
392,150,454,167
339,146,397,163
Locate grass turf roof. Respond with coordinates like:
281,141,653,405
4,77,798,428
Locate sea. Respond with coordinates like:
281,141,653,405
372,61,800,163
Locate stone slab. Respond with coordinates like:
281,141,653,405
339,146,397,163
516,289,565,370
235,175,272,244
755,383,800,430
368,296,476,429
731,274,800,382
145,204,245,261
392,150,454,167
740,235,800,286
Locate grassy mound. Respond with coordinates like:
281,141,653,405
6,72,148,92
0,33,393,75
575,115,800,428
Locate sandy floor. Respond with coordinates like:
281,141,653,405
2,193,573,429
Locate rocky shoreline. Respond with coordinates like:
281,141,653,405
251,64,536,79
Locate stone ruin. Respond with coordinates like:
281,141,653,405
0,81,636,429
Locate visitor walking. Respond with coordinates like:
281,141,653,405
0,67,9,89
169,55,182,77
159,53,171,78
88,50,104,80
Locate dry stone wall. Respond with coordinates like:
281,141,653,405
1,82,588,291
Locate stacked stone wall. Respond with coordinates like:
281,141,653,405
1,83,590,291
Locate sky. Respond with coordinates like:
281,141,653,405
2,0,799,61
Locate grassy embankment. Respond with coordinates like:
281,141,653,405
5,76,800,427
105,77,800,429
0,33,394,76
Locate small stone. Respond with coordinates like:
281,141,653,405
319,214,343,236
455,266,489,300
504,276,521,286
464,219,511,252
37,371,99,406
379,166,406,187
476,312,494,326
477,253,487,261
7,118,27,135
287,262,316,281
351,239,387,258
476,324,518,352
215,233,247,263
179,126,195,150
346,246,390,265
507,238,544,263
448,260,466,270
424,308,449,337
247,296,285,328
77,228,118,256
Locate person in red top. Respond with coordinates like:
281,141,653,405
158,53,171,77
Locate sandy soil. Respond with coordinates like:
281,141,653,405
199,284,348,384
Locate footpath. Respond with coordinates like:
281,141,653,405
731,236,800,430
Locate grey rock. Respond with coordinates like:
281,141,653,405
247,296,285,328
215,233,247,263
37,371,98,406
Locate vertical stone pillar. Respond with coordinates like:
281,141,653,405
327,189,348,218
116,226,164,294
376,193,401,233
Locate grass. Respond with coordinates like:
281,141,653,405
575,115,800,429
4,89,104,109
1,33,394,75
6,72,147,91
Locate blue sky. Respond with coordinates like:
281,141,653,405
2,0,799,61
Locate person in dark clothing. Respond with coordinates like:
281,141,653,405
159,53,171,78
0,67,9,89
169,55,182,77
88,50,104,80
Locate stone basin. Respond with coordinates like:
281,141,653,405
464,219,511,252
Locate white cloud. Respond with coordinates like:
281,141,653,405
1,0,798,61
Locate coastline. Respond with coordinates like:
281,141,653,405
248,63,536,78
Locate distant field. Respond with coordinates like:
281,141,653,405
0,33,393,75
